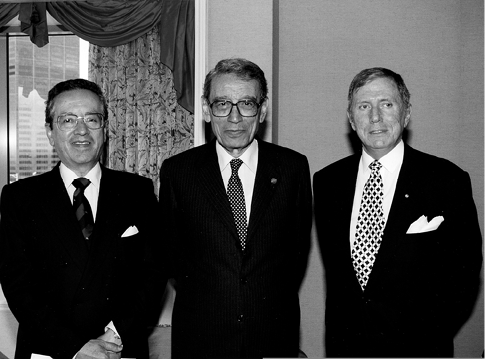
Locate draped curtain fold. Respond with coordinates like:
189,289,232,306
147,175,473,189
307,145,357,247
0,0,194,112
89,25,193,197
0,4,18,25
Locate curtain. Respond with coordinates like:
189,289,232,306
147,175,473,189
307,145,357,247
0,4,18,25
89,25,193,197
0,0,194,112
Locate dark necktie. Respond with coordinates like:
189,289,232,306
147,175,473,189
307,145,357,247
352,160,385,290
72,178,94,241
227,159,247,250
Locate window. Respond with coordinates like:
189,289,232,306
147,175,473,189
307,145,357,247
5,33,89,183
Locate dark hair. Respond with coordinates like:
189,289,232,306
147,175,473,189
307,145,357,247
347,67,411,112
203,58,268,101
45,78,108,129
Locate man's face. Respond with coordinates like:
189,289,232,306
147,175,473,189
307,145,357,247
46,89,106,176
348,77,411,159
203,73,267,158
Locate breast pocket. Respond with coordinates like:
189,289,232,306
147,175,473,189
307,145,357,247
390,229,443,292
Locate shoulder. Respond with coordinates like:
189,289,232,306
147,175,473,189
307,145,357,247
404,145,468,177
164,142,212,167
101,167,154,189
258,139,308,164
313,153,359,180
2,168,57,194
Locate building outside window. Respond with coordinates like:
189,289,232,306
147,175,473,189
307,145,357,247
7,33,88,183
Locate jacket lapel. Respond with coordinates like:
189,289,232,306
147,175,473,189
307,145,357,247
246,141,279,241
339,155,361,252
339,155,363,291
39,166,90,272
368,145,423,288
197,141,240,241
82,167,123,280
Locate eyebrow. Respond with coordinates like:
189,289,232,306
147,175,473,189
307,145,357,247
211,96,259,102
356,97,395,103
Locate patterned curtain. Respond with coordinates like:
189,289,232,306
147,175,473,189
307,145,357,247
88,25,193,197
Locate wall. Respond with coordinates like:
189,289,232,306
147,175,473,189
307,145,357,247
276,0,484,357
206,0,274,142
0,1,482,358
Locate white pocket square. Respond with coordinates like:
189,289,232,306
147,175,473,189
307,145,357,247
406,215,444,234
121,225,139,237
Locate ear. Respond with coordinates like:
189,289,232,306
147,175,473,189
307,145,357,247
202,97,212,123
45,123,55,146
259,98,269,123
403,104,412,128
347,111,356,131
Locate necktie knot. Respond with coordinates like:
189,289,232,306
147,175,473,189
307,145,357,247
73,178,91,191
369,160,382,173
230,158,243,174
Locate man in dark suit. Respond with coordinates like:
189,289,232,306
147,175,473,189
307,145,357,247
313,67,482,357
159,58,312,358
0,79,162,359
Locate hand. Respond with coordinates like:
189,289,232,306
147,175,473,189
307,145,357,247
75,339,122,359
98,328,122,346
98,329,122,359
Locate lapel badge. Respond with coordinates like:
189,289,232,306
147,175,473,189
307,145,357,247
271,178,277,185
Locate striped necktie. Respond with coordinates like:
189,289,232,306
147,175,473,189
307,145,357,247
72,178,94,241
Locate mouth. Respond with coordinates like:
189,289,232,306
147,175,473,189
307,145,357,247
225,129,245,136
72,140,91,146
369,129,386,135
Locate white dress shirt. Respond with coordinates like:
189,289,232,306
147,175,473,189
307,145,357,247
59,162,102,221
350,140,405,250
216,139,259,224
59,163,120,343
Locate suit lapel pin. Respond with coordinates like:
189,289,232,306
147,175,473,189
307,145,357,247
271,178,277,185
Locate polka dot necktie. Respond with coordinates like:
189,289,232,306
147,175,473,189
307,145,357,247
352,160,385,290
227,159,247,250
72,178,94,241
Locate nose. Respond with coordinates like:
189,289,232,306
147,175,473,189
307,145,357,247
370,106,381,123
227,104,242,123
74,119,89,134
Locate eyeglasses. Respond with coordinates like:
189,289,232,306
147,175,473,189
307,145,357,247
208,99,265,117
56,113,105,131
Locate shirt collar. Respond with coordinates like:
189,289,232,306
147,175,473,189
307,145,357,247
216,139,259,174
60,162,102,190
361,140,404,174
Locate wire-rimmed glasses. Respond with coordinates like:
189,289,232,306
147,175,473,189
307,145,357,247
56,113,105,131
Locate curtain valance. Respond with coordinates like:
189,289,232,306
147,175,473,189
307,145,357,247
0,0,194,112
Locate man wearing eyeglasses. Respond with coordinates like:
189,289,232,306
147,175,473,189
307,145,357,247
0,79,162,359
159,58,312,358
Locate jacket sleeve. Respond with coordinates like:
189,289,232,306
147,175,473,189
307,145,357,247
0,184,85,358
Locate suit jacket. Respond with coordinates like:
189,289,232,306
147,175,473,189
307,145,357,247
159,138,312,358
313,144,482,357
0,164,163,359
